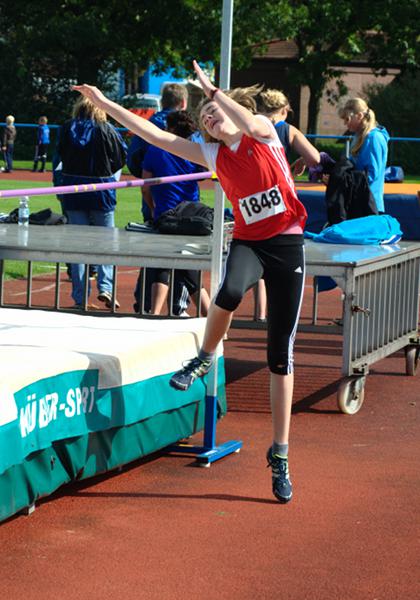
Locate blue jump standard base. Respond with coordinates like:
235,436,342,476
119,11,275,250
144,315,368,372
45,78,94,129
167,393,243,466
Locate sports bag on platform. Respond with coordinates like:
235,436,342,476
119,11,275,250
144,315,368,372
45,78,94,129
154,201,214,236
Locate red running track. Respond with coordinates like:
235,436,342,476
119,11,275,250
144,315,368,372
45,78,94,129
0,265,419,600
0,170,419,599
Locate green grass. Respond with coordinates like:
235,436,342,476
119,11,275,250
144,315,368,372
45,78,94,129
12,160,133,177
403,174,420,183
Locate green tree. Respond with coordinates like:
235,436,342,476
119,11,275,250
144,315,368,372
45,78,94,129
0,0,418,134
361,0,420,75
365,71,420,172
0,0,224,121
249,1,373,133
250,0,420,133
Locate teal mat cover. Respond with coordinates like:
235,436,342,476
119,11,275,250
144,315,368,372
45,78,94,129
0,357,226,522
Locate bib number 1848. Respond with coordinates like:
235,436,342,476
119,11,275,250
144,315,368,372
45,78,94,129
239,185,286,225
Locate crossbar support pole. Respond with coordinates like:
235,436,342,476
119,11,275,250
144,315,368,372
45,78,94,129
167,0,243,466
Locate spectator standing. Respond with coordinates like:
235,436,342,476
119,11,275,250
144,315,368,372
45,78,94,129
2,115,16,173
55,96,127,309
142,110,210,316
32,116,50,172
257,88,321,177
338,97,389,213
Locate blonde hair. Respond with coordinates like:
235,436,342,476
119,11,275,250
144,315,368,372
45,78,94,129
196,84,263,142
225,84,263,114
5,115,15,125
258,88,292,122
259,89,289,113
38,116,48,124
338,97,377,155
72,96,107,122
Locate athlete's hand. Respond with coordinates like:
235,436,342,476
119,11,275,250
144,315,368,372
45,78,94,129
193,60,218,99
72,84,108,109
291,157,306,178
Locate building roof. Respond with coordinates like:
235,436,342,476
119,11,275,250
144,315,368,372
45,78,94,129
252,39,298,60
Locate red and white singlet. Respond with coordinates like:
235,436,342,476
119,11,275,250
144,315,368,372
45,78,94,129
200,117,307,241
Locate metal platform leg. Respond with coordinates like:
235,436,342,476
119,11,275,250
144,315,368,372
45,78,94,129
169,390,242,466
312,276,319,325
167,354,243,466
198,393,243,465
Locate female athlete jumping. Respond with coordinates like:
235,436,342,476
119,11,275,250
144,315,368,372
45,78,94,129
73,60,307,503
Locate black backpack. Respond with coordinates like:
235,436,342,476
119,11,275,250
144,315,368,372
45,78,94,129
325,158,378,225
154,201,214,235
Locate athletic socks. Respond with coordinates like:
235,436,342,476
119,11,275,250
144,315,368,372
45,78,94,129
198,349,215,364
272,442,288,458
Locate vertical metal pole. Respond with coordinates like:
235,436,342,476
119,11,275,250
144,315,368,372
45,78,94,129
111,265,118,313
219,0,233,89
312,277,319,326
197,271,203,316
141,267,147,316
26,262,33,307
345,138,350,158
83,265,89,309
204,0,234,449
205,182,227,449
54,263,61,309
169,268,175,316
0,260,4,306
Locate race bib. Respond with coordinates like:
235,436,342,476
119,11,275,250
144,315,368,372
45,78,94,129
239,185,287,225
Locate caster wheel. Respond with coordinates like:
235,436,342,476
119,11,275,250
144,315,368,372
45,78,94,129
405,346,419,376
337,376,366,414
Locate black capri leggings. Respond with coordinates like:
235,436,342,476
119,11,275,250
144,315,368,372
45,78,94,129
215,234,305,375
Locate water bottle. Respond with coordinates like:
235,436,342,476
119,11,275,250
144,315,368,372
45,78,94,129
18,196,29,226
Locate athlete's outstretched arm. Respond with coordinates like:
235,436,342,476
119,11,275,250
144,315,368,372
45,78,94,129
193,60,273,140
72,84,207,167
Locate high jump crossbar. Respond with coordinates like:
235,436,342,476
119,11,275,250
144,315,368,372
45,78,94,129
0,171,214,199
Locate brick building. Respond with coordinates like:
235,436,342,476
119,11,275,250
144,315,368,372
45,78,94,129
230,39,399,135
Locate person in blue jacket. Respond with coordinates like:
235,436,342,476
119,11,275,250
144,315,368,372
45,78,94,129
32,116,50,172
338,98,389,213
141,110,210,316
55,96,127,309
